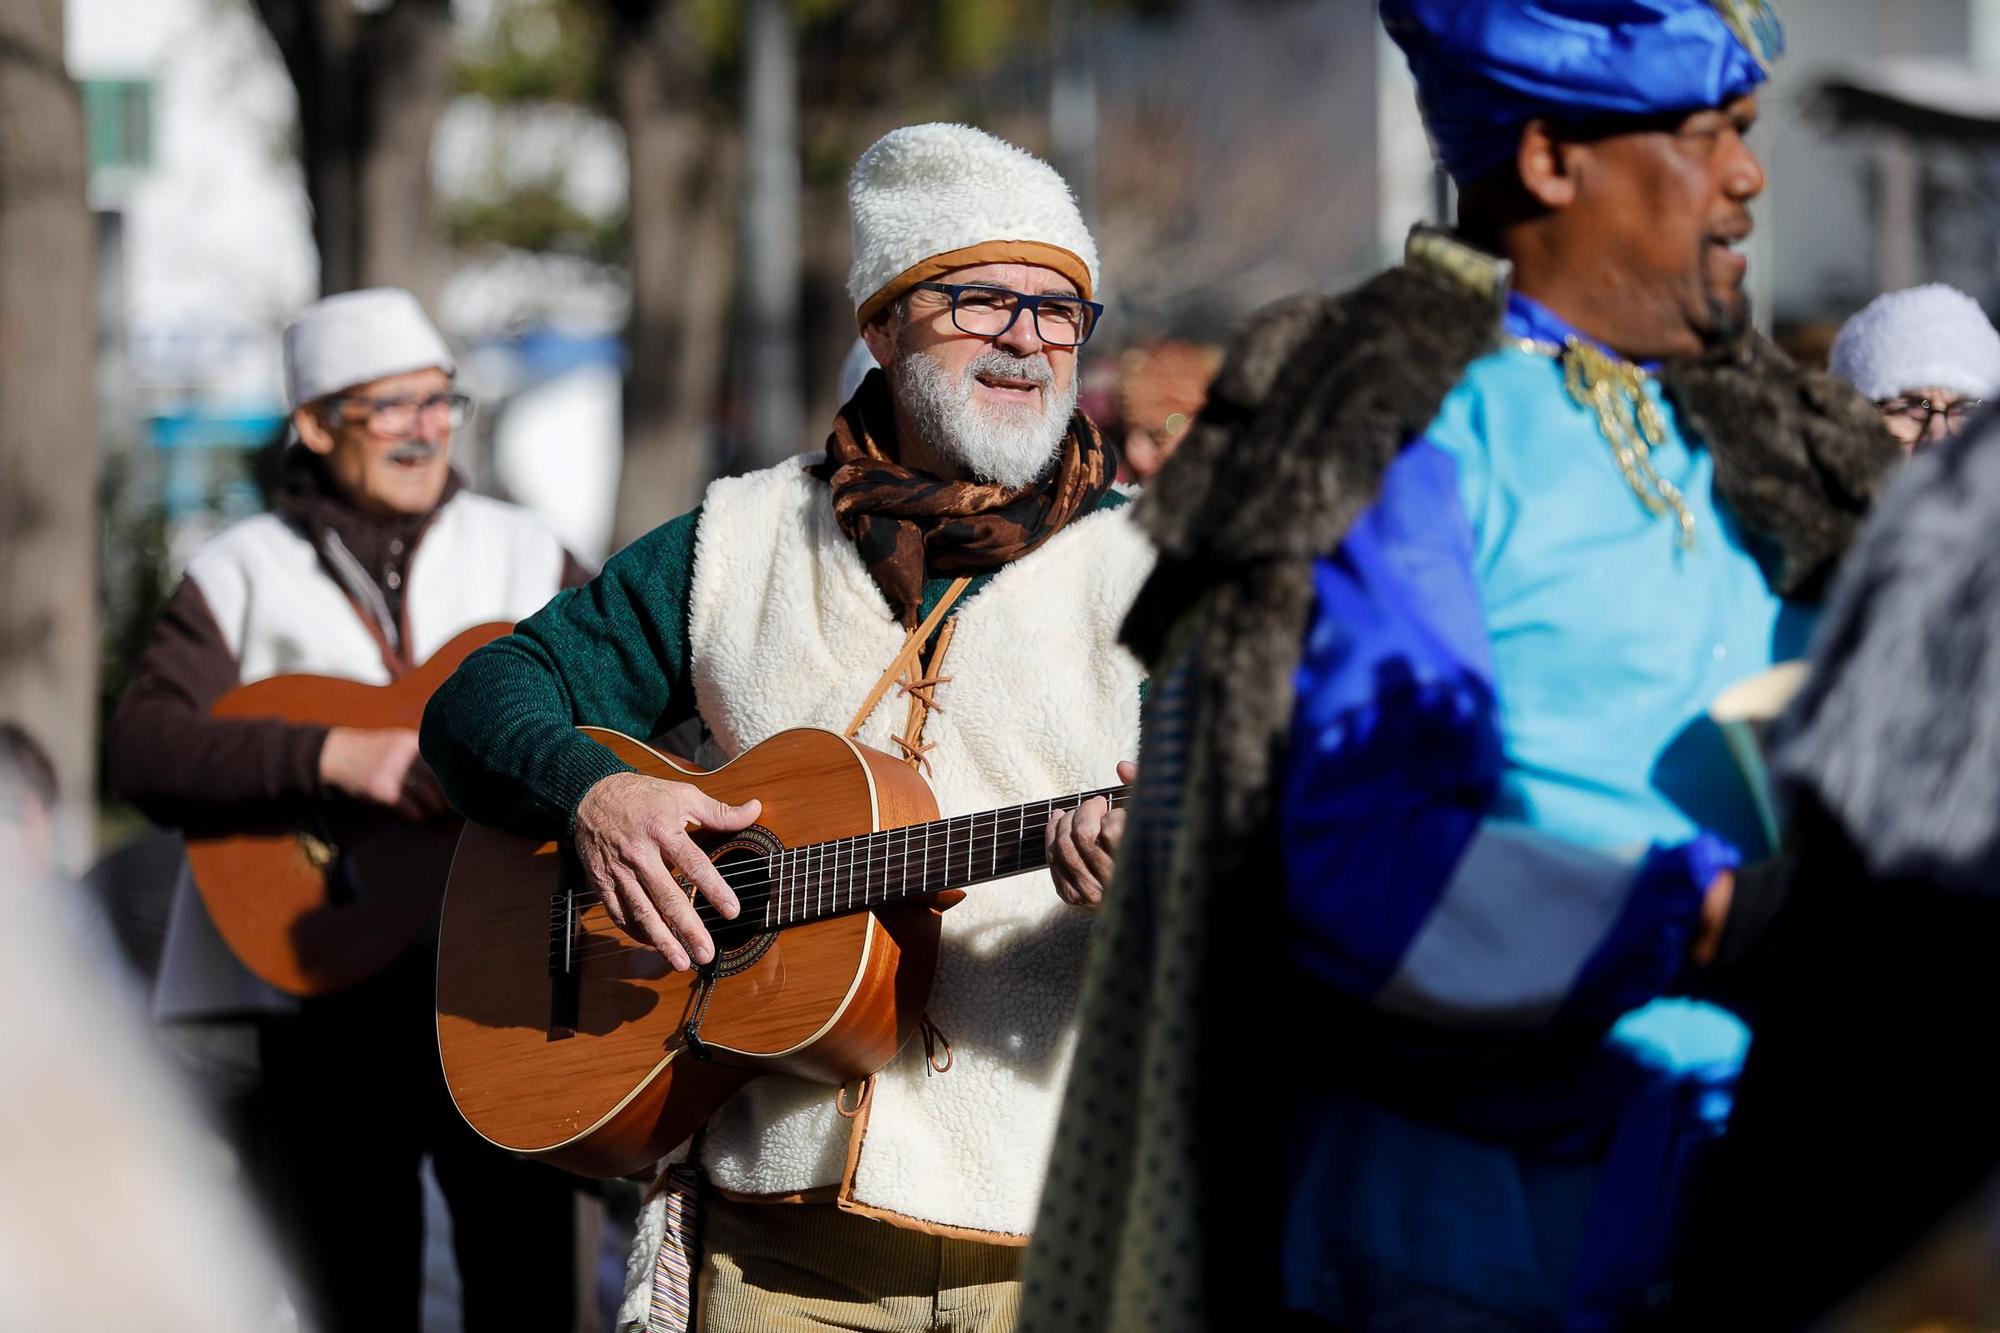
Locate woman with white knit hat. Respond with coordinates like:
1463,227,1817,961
423,124,1150,1331
1831,283,2000,451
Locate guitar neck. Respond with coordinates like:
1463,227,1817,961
758,786,1130,931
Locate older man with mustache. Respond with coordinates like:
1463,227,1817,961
422,124,1150,1331
108,288,587,1332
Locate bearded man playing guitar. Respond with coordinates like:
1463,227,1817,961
422,124,1150,1332
108,288,586,1333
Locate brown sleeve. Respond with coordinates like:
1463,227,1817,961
105,577,330,830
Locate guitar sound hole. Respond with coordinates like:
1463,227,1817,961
707,846,772,956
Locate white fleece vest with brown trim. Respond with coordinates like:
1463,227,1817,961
151,493,569,1023
185,491,568,686
684,453,1152,1239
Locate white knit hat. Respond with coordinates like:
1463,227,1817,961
1830,284,2000,400
283,287,456,408
846,123,1098,327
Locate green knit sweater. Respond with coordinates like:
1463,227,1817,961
421,489,1131,840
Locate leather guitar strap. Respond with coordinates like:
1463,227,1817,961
826,577,974,1199
844,577,973,770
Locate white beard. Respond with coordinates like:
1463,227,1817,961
892,343,1079,489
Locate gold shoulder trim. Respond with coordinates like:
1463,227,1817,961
1404,226,1512,314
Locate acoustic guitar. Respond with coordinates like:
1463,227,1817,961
184,621,511,996
435,726,1128,1179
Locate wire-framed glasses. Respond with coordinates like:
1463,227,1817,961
332,390,474,437
1875,394,1982,438
909,282,1103,348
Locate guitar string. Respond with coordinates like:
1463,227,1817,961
520,791,1135,968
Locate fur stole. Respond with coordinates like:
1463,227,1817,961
1777,413,2000,895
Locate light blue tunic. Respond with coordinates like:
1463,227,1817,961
1424,296,1813,861
1280,294,1804,1330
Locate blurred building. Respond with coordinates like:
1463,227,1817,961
1736,0,2000,328
64,0,2000,573
66,0,627,571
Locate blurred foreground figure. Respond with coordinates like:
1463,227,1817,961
1020,2,1902,1329
1830,283,2000,452
0,723,57,884
1114,339,1220,483
107,288,584,1333
2,726,287,1332
1671,397,2000,1327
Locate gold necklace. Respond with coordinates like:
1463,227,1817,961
1515,335,1696,549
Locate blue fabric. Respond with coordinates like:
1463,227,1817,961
1559,833,1737,1030
1432,293,1812,862
1280,439,1741,1032
1278,292,1797,1329
1566,1000,1746,1330
1283,440,1502,1000
1379,0,1780,183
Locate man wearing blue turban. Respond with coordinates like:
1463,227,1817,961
1017,2,1901,1330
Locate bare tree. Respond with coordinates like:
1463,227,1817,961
740,0,803,475
249,0,456,304
0,0,98,863
604,0,740,546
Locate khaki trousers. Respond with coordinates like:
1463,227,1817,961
695,1194,1022,1333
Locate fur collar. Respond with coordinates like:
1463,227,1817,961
1123,229,1900,836
1777,416,2000,894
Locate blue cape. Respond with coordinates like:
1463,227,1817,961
1381,0,1782,185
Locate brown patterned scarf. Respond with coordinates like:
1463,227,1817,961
813,367,1113,626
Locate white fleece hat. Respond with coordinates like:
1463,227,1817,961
283,287,456,408
1830,284,2000,400
846,122,1098,328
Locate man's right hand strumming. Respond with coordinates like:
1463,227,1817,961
573,772,761,971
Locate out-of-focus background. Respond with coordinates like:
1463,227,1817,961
1,0,1996,864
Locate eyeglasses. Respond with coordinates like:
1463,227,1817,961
1875,395,1982,438
909,282,1103,348
331,390,474,437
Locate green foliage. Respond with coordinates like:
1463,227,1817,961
442,181,624,263
449,0,628,266
935,0,1042,73
455,0,611,107
686,0,740,60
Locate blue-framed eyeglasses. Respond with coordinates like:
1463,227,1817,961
908,282,1103,348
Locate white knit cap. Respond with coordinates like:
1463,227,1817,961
283,287,456,408
846,122,1098,327
1830,284,2000,400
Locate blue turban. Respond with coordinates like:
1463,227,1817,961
1381,0,1783,186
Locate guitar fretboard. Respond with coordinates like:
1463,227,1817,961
758,787,1127,930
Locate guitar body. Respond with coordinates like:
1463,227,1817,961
183,621,511,996
435,727,945,1178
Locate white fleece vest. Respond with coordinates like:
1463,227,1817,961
152,491,569,1024
184,491,567,686
686,454,1152,1238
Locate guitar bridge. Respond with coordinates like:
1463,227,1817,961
547,853,583,1040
